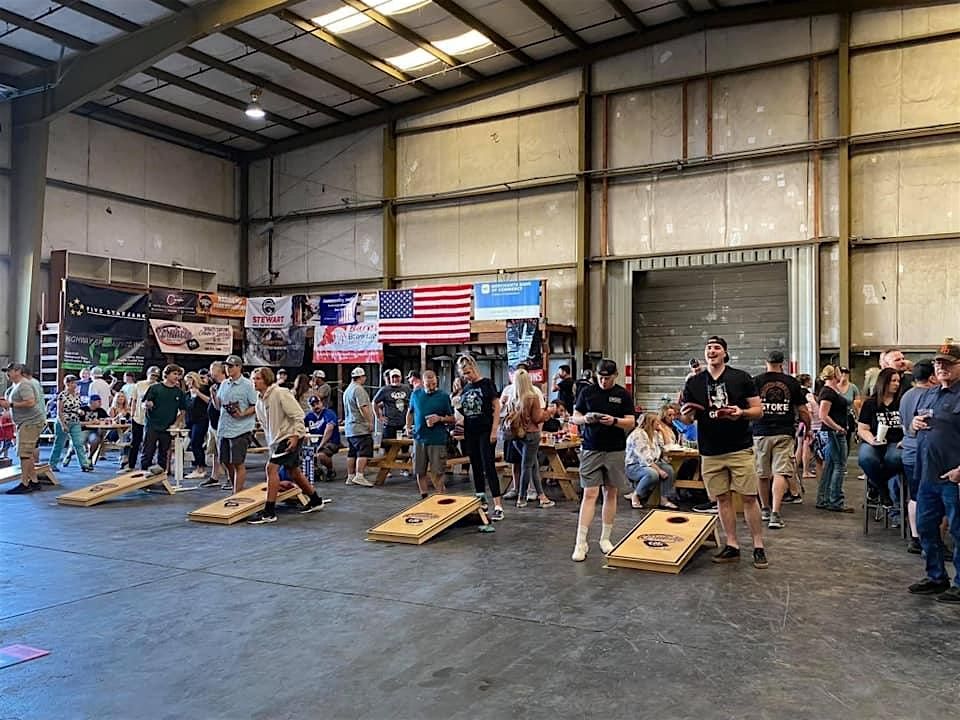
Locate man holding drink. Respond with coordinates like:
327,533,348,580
406,370,455,498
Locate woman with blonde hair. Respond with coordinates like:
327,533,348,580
625,412,679,509
507,369,556,509
815,365,853,512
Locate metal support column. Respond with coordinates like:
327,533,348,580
838,13,851,368
9,121,50,367
238,160,250,292
382,123,398,289
576,66,592,365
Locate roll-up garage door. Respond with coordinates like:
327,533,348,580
632,262,789,410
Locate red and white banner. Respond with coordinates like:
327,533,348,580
313,323,383,363
150,319,233,356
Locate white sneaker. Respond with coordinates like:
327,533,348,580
345,474,356,485
571,542,588,562
185,469,206,480
351,474,374,487
599,538,614,554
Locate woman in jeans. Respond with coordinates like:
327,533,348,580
456,354,505,520
507,369,556,509
816,365,853,512
625,413,679,509
184,372,210,480
49,374,93,472
857,368,903,509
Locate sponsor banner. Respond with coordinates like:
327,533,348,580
150,319,234,356
312,324,383,363
62,333,145,374
64,280,148,338
474,280,542,321
245,296,293,329
196,293,247,318
299,292,360,325
243,327,306,367
506,319,544,383
149,288,197,316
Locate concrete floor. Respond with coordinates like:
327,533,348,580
1,453,956,720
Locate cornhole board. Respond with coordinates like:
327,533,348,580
0,463,58,486
57,469,172,507
367,494,488,545
188,482,309,525
605,510,719,574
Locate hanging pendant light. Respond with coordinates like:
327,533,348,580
245,88,266,120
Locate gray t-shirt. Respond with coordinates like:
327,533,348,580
373,384,411,428
7,380,46,427
343,382,371,437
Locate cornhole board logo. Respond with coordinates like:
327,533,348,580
638,533,685,548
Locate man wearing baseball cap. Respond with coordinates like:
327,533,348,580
214,355,258,493
373,369,411,445
680,336,768,568
310,370,331,404
1,363,47,494
343,367,374,487
752,349,810,530
908,339,960,604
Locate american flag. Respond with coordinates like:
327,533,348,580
378,285,473,345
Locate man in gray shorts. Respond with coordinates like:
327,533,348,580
213,355,258,493
406,370,455,498
570,359,637,561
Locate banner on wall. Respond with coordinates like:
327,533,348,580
149,288,198,317
243,327,306,367
196,293,247,318
474,280,542,321
312,324,382,363
62,280,149,374
299,292,360,325
150,319,233,356
62,334,146,374
506,319,544,383
245,296,294,329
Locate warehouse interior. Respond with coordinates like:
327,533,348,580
1,1,958,717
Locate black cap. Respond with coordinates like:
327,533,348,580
596,359,618,376
913,360,935,382
838,366,851,374
705,335,728,351
767,350,785,364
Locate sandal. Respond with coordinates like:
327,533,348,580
659,499,679,510
631,498,644,509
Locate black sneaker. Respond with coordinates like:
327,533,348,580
907,538,922,554
325,469,337,482
908,578,950,594
81,465,95,473
934,587,960,604
752,548,769,569
199,477,220,488
760,507,771,522
712,545,741,563
299,498,325,514
29,482,43,491
782,492,803,504
247,512,278,525
694,501,718,514
5,483,34,495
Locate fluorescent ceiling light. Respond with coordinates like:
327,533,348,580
312,0,431,34
386,47,437,71
433,29,491,55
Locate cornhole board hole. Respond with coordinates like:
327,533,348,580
57,469,172,507
605,510,719,574
0,463,58,486
188,482,308,525
367,494,488,545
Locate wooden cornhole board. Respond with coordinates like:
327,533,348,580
0,463,58,486
367,494,487,545
57,469,172,507
605,510,719,574
188,482,308,525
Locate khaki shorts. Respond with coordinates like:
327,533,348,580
753,435,796,479
701,449,760,497
579,449,628,490
16,422,44,459
414,442,447,476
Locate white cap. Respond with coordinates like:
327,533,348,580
312,369,326,379
388,368,402,377
350,366,365,378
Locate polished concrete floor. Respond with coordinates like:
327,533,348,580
1,452,956,720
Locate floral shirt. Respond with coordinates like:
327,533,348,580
626,427,664,468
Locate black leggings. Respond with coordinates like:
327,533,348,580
464,433,501,499
189,420,208,468
128,421,144,467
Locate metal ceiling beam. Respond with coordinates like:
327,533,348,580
12,0,307,126
59,1,141,33
0,42,52,68
75,101,241,160
0,9,94,50
338,0,485,80
604,0,647,32
517,0,589,50
673,0,697,17
276,9,436,94
110,85,269,144
251,0,935,159
430,0,534,65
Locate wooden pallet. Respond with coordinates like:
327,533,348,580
367,494,488,545
605,510,718,574
57,469,172,507
0,463,58,487
188,482,308,525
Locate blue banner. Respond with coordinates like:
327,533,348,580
473,280,541,320
300,292,360,325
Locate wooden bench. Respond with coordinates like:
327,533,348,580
0,463,58,487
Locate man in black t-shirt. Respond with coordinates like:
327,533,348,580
570,359,636,562
752,350,811,530
552,365,575,414
681,336,768,568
